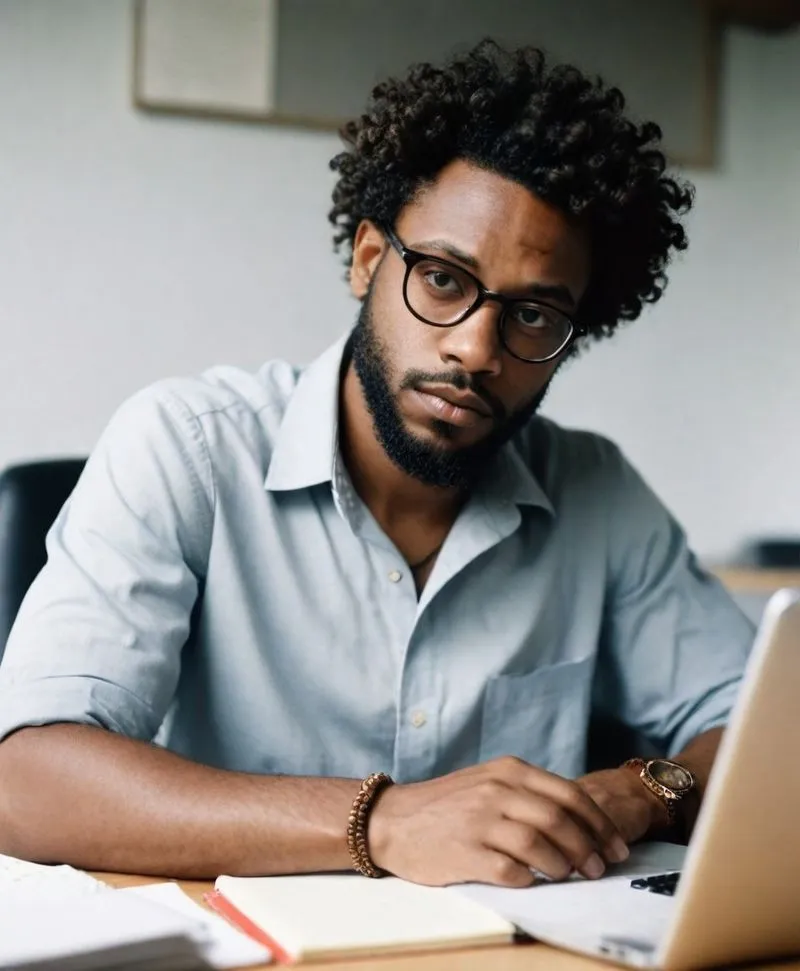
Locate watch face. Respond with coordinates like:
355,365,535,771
648,760,693,792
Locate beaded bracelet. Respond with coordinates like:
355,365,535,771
346,772,394,878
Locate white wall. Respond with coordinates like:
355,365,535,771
544,22,800,560
0,0,349,462
0,0,798,561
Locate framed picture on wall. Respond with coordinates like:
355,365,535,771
132,0,722,166
132,0,279,121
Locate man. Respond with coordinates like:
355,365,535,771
0,41,752,887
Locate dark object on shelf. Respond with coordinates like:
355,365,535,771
750,538,800,568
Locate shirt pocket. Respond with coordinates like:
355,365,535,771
479,654,595,779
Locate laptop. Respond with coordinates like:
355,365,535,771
456,587,800,970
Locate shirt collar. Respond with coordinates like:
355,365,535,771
264,334,349,492
264,334,555,517
481,435,555,515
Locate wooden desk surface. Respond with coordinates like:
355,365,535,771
711,567,800,593
97,872,800,971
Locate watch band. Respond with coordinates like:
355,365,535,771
624,758,678,824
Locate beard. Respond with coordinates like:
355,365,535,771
350,292,553,490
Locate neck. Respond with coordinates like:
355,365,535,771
339,362,463,526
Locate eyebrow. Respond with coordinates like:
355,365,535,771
411,237,577,308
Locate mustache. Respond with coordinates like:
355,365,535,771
399,369,506,422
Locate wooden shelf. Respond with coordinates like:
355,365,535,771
700,0,800,30
711,567,800,592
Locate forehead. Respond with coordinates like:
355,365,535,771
397,159,591,292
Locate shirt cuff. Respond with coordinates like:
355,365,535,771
0,675,160,743
667,678,741,755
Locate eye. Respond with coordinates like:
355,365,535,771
422,269,463,295
510,305,552,329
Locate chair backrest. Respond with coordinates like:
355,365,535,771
0,459,86,657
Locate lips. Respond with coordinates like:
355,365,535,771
417,386,492,418
409,388,493,430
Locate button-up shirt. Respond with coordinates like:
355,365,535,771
0,335,755,781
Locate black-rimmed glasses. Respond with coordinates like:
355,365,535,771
383,226,583,364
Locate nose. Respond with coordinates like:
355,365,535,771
436,303,503,377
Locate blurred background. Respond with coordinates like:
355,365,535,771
0,0,798,585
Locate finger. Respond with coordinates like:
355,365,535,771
479,848,537,888
499,759,625,860
485,818,574,882
499,792,607,879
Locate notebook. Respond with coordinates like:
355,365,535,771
0,888,208,970
123,882,272,968
0,852,266,970
206,872,515,963
0,853,107,898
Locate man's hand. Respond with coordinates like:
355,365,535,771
577,767,669,845
368,756,631,887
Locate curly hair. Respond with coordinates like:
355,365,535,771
329,39,694,342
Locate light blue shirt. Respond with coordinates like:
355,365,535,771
0,335,754,781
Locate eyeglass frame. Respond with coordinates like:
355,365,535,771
381,224,585,364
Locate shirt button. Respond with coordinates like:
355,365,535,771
388,570,403,583
410,710,427,728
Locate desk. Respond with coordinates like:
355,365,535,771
712,567,800,593
98,872,800,971
87,574,800,968
710,567,800,624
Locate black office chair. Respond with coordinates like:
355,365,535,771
0,459,86,658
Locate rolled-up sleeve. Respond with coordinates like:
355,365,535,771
0,385,213,742
596,445,756,755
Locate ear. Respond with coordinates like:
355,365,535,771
350,220,387,299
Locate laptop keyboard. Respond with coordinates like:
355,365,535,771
630,871,681,896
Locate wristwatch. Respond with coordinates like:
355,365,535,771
624,758,696,825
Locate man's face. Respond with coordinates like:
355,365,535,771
349,159,592,489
